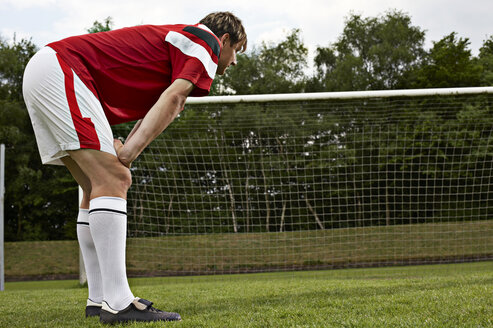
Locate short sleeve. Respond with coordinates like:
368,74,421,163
165,27,220,97
173,57,214,97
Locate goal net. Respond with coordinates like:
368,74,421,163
112,87,493,277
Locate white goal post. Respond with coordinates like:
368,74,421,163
80,86,493,280
0,144,5,291
186,86,493,104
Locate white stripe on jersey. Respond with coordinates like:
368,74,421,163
197,24,214,34
165,31,217,79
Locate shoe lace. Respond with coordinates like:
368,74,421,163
138,299,163,313
147,305,163,313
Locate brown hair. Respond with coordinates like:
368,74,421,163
200,12,247,52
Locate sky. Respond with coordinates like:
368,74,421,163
1,0,492,62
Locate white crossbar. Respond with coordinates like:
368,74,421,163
186,87,493,104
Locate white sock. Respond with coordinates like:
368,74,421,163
89,197,134,311
77,209,103,304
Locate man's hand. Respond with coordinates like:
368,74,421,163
114,138,132,168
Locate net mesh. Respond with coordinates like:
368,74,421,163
112,91,493,276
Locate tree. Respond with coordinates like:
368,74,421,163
213,29,308,95
0,36,37,101
308,10,426,91
87,17,114,33
305,47,336,92
478,35,493,86
413,32,482,88
0,36,79,241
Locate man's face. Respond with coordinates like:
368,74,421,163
216,34,244,75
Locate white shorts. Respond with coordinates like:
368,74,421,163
23,47,116,166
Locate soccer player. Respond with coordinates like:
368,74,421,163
22,12,247,324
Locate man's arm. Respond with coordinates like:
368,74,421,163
125,119,143,143
115,79,195,167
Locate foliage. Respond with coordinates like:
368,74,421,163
213,29,308,95
117,93,493,235
0,36,37,101
478,35,493,86
413,32,483,88
0,37,78,241
0,17,117,241
86,17,114,34
307,10,426,91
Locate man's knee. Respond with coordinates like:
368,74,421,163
117,166,132,191
86,165,131,199
96,164,132,193
67,149,133,198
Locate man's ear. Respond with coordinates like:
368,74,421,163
220,33,230,46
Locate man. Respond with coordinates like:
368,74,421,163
23,12,247,324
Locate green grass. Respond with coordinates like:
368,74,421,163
6,220,493,279
1,262,492,327
5,240,80,279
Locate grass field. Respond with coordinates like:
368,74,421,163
5,220,493,279
1,261,492,327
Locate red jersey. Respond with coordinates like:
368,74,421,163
47,24,220,125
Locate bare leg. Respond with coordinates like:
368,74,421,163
61,156,91,209
66,149,132,200
61,156,103,311
65,149,134,311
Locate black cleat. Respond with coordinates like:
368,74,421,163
85,299,102,318
99,297,182,324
